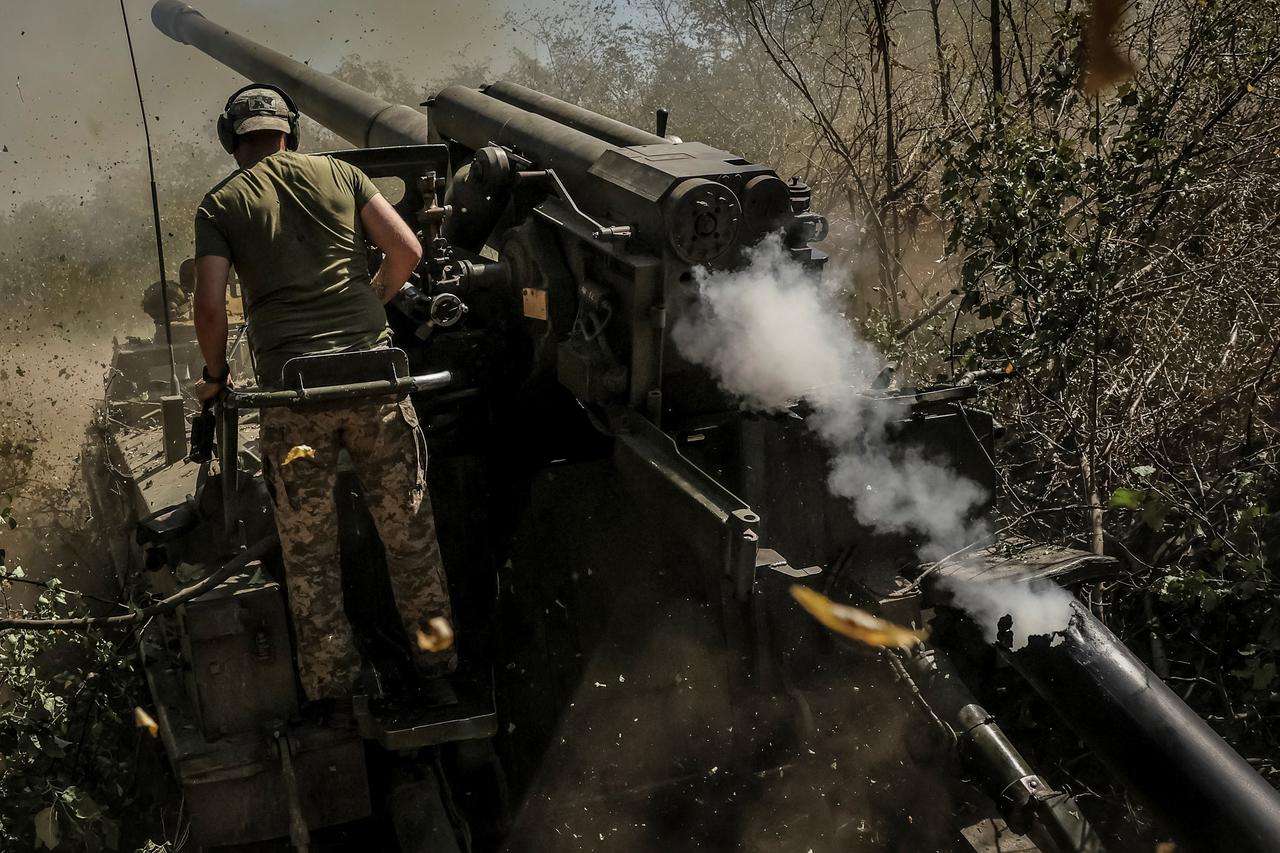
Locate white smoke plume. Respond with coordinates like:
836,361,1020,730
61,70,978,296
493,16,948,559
937,576,1076,650
671,236,989,560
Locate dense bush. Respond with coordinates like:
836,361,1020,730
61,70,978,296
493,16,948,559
0,567,149,852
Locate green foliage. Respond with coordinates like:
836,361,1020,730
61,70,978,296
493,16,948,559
941,114,1094,366
1107,461,1280,764
933,0,1280,787
857,309,908,364
0,578,146,852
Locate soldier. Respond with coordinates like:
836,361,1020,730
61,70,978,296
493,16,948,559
189,83,455,716
141,257,197,340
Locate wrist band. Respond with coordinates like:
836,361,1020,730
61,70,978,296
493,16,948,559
202,364,231,384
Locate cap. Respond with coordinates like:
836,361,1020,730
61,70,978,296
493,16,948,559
227,87,292,136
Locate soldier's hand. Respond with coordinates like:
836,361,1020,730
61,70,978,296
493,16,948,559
391,280,434,325
194,377,231,404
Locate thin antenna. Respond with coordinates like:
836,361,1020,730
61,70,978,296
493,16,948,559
118,0,180,396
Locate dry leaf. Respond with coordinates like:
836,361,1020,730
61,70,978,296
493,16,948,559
281,445,317,466
1155,844,1178,853
415,616,454,653
1083,0,1135,94
791,585,927,649
33,806,59,850
134,706,159,738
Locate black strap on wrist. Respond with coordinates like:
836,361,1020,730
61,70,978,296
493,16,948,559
202,364,231,384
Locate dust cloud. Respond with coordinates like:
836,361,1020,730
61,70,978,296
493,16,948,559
0,307,142,604
672,236,989,560
0,0,543,206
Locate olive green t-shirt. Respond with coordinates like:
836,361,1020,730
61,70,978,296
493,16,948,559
195,150,391,387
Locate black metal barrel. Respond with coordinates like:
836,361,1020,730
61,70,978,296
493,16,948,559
482,80,665,147
906,648,1104,852
150,0,427,148
1009,602,1280,852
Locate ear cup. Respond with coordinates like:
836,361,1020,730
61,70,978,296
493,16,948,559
216,113,237,154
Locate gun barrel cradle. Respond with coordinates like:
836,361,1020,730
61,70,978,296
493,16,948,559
482,80,667,147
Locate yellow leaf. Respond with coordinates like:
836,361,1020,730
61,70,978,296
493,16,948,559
415,617,455,653
1247,83,1256,93
33,805,59,850
281,445,317,466
134,706,159,738
791,585,927,649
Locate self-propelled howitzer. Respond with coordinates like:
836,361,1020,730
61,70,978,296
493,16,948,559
120,2,1280,851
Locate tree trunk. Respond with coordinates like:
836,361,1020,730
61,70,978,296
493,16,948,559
871,0,902,323
990,0,1003,96
930,0,951,121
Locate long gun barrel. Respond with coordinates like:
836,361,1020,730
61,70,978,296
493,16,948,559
149,0,666,170
150,0,426,147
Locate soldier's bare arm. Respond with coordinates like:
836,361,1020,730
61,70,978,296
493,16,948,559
193,254,232,402
361,194,423,304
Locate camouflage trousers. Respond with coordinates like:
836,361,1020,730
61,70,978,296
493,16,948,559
259,397,454,701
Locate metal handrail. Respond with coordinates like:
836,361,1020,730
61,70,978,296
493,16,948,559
223,370,453,410
215,370,453,537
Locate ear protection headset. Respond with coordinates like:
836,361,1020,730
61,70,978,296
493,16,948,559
216,83,300,154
